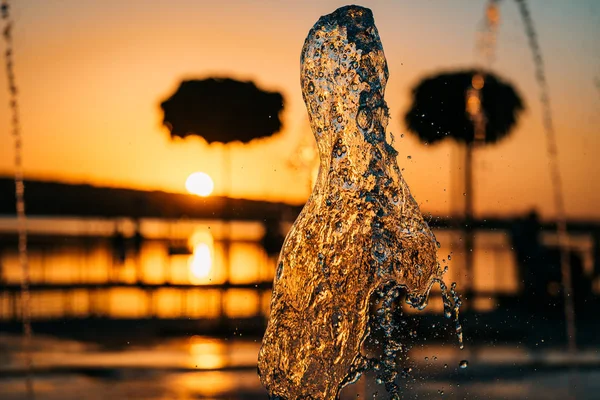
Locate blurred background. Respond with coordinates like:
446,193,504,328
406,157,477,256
0,0,599,399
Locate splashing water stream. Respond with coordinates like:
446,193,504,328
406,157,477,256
467,0,575,353
514,0,576,353
1,1,34,398
258,6,462,399
462,1,501,301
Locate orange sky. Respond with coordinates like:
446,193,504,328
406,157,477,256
0,0,598,220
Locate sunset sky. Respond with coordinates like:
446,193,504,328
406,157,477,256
0,0,598,220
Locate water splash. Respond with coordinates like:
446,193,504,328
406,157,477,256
258,6,461,399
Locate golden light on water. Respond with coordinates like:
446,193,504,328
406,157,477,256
185,172,214,197
191,244,212,278
189,336,226,369
188,230,214,282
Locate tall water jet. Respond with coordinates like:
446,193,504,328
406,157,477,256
1,0,34,397
514,0,576,352
460,0,501,302
258,6,461,399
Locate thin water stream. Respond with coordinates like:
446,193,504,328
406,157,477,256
514,0,577,353
1,1,34,398
258,6,462,399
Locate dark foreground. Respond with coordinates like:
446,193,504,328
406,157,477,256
1,332,600,400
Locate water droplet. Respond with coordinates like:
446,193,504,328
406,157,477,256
459,360,468,369
307,81,315,94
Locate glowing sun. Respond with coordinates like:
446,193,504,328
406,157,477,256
185,172,214,197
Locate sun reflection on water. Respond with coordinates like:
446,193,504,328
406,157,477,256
188,230,214,283
188,336,226,370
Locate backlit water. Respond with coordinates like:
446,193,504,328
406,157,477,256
259,6,458,399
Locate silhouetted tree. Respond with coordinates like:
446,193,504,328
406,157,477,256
405,69,523,145
161,78,284,144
